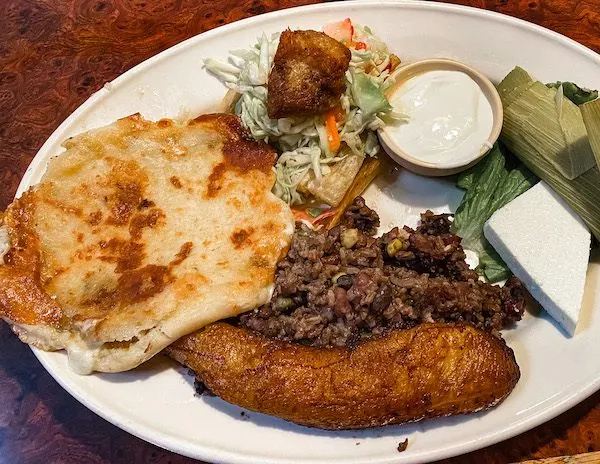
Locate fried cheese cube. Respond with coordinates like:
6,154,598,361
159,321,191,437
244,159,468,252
267,30,351,119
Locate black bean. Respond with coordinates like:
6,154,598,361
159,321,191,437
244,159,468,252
336,274,354,289
372,284,392,313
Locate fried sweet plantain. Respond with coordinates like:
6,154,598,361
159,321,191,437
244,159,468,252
166,322,520,430
267,30,351,119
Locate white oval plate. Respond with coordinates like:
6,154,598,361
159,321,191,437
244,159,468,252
18,1,600,463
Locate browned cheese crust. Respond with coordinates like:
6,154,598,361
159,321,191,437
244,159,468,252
267,30,351,119
166,322,520,430
0,113,294,373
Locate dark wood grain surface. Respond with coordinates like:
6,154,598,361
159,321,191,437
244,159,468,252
0,1,599,463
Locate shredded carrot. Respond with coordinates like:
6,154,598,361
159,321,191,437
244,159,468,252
313,208,337,224
324,110,341,153
292,207,337,226
353,41,367,50
292,208,311,222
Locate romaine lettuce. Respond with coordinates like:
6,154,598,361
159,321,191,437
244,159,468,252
451,144,538,282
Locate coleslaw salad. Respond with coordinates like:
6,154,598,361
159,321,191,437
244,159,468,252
205,19,405,204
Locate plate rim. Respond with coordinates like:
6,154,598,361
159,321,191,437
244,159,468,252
21,1,600,463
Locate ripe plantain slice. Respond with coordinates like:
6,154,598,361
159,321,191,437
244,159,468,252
166,322,520,430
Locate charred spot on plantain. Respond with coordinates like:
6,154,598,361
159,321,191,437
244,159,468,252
193,377,215,396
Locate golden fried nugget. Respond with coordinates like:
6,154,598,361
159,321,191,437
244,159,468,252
267,30,351,118
166,322,520,430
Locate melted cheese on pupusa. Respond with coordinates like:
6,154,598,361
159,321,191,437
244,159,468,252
388,70,494,164
0,113,294,374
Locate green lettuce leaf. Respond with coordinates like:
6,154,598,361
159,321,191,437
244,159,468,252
350,70,391,116
451,144,538,282
479,246,512,283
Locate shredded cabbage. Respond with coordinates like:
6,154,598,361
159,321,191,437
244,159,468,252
205,24,405,204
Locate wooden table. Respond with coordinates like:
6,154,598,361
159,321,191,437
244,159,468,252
0,1,599,463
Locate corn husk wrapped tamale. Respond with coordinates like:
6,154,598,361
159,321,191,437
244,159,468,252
555,84,596,177
497,66,534,108
580,98,600,169
501,73,595,180
503,137,600,241
499,68,600,240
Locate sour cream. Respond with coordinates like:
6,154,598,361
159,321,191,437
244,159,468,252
388,70,494,165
